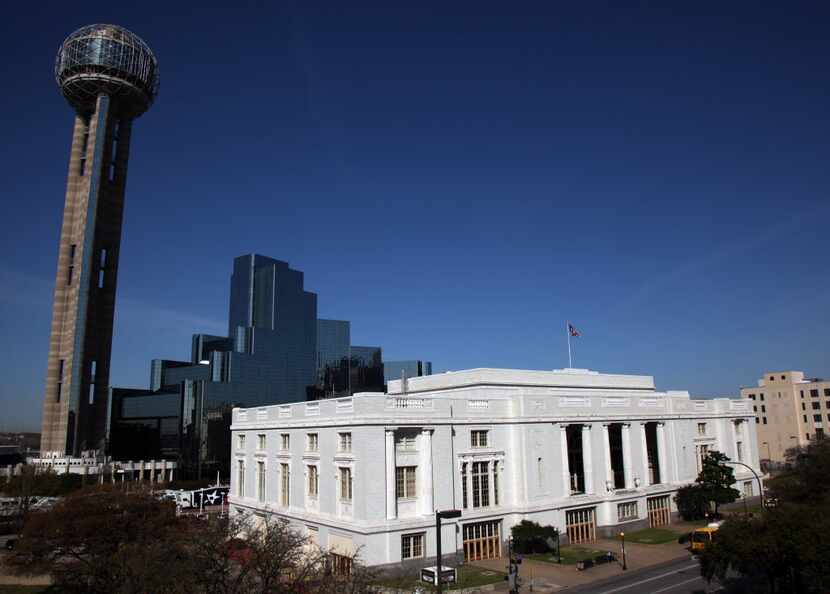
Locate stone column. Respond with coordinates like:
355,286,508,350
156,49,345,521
582,424,594,494
640,423,650,486
161,460,167,484
420,429,434,515
560,425,571,496
466,461,474,508
385,430,396,520
602,424,614,492
151,460,157,484
487,459,496,506
621,423,633,488
656,422,667,485
168,468,174,482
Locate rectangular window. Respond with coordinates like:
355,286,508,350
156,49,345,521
307,465,318,497
339,432,352,453
803,403,807,411
697,423,706,436
472,461,490,508
339,467,353,501
401,533,425,560
280,463,290,506
749,394,756,400
811,389,820,397
804,415,808,423
813,402,821,411
825,389,830,397
814,414,822,423
307,433,318,452
56,359,65,402
395,466,417,499
801,391,805,398
471,430,489,448
461,463,468,509
238,434,246,450
761,405,766,413
760,394,765,401
281,433,290,451
763,417,767,424
256,461,266,502
237,460,245,497
617,501,638,521
257,434,266,450
816,428,825,440
395,431,417,451
493,463,500,505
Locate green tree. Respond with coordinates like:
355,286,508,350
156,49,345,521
696,450,740,516
699,441,830,593
673,483,709,521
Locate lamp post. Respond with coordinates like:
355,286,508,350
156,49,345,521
723,460,765,508
435,509,461,594
619,532,627,570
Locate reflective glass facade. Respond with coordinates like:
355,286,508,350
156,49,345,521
108,388,181,461
383,360,433,384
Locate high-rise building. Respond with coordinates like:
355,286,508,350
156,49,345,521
383,360,433,384
741,371,830,462
316,319,351,398
41,25,159,456
108,255,318,475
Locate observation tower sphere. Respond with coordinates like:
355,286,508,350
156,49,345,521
55,24,159,118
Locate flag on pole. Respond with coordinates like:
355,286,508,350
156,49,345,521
568,323,581,337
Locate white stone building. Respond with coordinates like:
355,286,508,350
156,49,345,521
228,368,759,569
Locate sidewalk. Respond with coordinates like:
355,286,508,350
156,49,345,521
471,536,692,592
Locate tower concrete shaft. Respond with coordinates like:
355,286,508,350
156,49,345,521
41,94,133,456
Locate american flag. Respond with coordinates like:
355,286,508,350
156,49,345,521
568,323,581,337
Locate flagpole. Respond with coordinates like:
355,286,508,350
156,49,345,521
566,321,572,368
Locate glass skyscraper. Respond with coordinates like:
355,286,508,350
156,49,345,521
383,360,433,384
108,255,318,476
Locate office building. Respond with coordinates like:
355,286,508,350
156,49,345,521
383,360,433,384
314,320,385,399
108,255,318,475
41,25,159,457
229,367,759,569
741,371,830,462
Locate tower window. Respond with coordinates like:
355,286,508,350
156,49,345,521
56,359,65,402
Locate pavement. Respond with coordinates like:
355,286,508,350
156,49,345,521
566,557,718,594
470,527,701,592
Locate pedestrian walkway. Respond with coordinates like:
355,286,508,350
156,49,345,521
471,535,692,592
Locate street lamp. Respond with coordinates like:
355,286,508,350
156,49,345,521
619,532,627,570
723,460,765,508
435,509,461,594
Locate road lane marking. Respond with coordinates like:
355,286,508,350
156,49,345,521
595,563,701,594
649,575,705,593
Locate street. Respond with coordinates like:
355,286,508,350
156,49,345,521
564,557,719,594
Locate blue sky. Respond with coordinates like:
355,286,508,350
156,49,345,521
2,2,829,431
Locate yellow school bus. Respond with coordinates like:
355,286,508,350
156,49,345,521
690,522,722,552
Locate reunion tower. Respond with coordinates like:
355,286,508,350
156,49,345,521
41,25,159,456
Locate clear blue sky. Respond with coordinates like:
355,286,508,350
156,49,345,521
2,2,829,432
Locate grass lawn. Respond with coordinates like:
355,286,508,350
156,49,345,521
622,527,681,544
375,565,506,591
528,545,611,565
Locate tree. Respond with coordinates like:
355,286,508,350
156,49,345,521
673,484,709,521
511,520,559,554
7,485,188,594
699,441,830,593
9,486,375,594
696,450,740,516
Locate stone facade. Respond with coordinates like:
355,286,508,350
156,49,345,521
229,367,759,568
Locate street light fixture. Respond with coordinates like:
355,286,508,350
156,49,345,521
619,531,627,570
435,509,461,594
723,460,765,508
